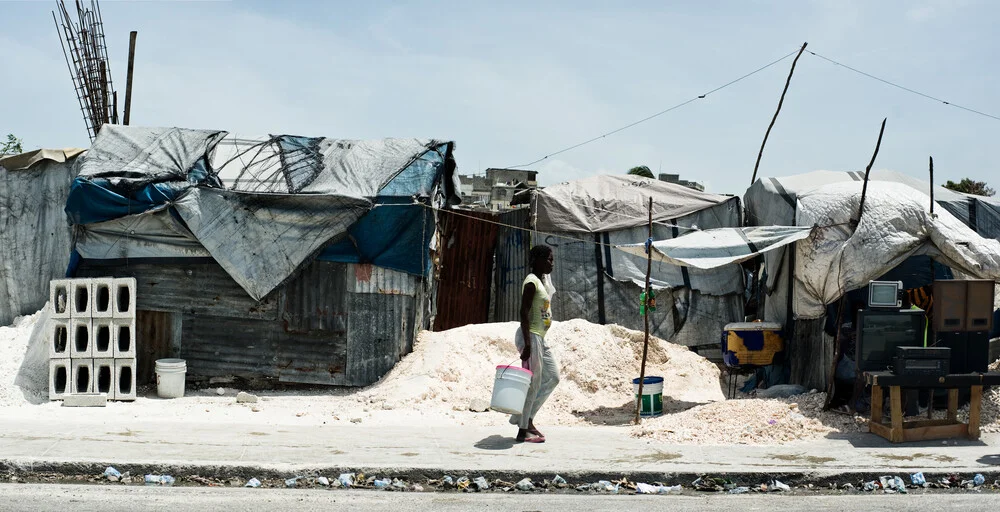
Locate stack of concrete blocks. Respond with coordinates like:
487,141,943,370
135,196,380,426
49,277,137,401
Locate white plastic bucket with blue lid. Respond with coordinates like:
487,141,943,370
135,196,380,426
632,376,664,417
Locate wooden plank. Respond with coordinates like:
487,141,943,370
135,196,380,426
868,421,893,441
136,310,172,386
871,385,883,424
948,389,959,421
902,419,961,429
890,386,904,442
969,385,982,439
902,423,969,443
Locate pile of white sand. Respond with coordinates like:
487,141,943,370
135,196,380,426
360,319,725,425
0,309,46,406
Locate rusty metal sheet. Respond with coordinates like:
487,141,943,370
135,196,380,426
346,292,414,386
282,260,349,333
492,208,531,322
350,263,417,296
434,210,500,331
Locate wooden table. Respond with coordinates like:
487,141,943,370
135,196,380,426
863,372,1000,443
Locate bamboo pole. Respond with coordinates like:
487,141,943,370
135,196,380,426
635,197,654,425
750,42,808,185
123,31,137,126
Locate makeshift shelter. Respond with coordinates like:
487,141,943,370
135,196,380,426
743,170,1000,388
0,148,85,325
69,125,459,386
498,174,745,347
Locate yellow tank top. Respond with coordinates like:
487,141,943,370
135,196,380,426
523,273,552,337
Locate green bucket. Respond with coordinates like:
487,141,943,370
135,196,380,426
632,376,664,417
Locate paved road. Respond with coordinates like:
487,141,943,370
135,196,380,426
0,484,994,511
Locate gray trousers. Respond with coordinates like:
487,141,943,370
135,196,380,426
509,329,560,429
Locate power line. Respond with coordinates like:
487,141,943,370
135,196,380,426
507,47,803,169
807,50,1000,122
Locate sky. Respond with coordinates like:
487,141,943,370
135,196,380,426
2,0,998,194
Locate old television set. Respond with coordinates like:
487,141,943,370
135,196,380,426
856,309,926,372
868,280,903,308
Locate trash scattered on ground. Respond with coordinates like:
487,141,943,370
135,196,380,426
103,467,121,481
245,478,261,488
515,478,534,491
842,483,855,490
285,477,299,488
144,474,175,486
441,475,455,488
974,474,986,487
215,388,225,396
338,473,355,488
692,476,731,492
456,476,471,491
552,475,567,486
317,476,329,486
473,476,490,491
770,480,790,492
373,478,391,490
412,484,424,492
911,473,926,486
236,392,258,404
727,486,750,494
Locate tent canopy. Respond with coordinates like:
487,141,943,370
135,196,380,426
617,225,812,270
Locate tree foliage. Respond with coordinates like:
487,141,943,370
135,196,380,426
944,178,995,197
1,134,22,156
627,165,654,179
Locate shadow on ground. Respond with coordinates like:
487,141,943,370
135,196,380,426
571,398,705,426
474,435,516,451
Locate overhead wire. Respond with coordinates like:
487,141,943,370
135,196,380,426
806,50,1000,122
507,47,803,169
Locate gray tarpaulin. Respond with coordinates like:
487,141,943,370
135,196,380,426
534,174,733,233
0,155,81,325
74,126,458,301
617,226,813,269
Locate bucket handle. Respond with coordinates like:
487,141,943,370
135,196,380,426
498,359,524,379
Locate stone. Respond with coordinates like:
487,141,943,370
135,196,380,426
469,398,490,412
236,392,259,404
62,393,108,407
350,417,363,424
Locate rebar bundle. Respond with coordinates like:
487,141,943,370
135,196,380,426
54,0,118,141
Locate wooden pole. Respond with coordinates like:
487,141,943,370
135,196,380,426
635,197,654,425
853,118,887,227
929,156,935,215
750,42,808,185
123,30,137,126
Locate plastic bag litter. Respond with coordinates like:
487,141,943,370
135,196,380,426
442,475,455,487
245,478,262,488
373,478,391,490
728,487,750,494
285,477,299,488
338,473,355,488
317,476,330,487
144,475,175,486
552,475,567,485
596,480,619,493
863,481,878,492
103,467,121,480
515,478,534,491
893,477,907,494
974,474,986,487
456,477,471,491
770,480,790,492
473,477,490,491
911,473,926,486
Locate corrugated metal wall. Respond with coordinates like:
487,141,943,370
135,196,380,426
76,259,422,387
434,210,500,330
492,208,531,322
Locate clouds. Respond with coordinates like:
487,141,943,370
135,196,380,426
2,1,998,195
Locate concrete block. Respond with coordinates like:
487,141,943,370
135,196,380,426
112,278,136,318
70,359,94,395
48,318,70,359
91,277,115,318
94,358,116,399
62,393,108,407
49,359,71,401
70,279,93,318
92,319,114,358
114,358,137,401
49,279,72,319
112,318,137,359
69,318,93,358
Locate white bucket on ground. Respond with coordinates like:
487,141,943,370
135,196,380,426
155,358,187,399
490,365,533,414
632,376,664,417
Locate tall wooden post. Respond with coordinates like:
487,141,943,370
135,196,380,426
751,42,808,185
123,30,137,126
635,197,654,424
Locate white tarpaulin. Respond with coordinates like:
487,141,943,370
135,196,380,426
617,226,813,270
793,181,1000,318
534,174,733,233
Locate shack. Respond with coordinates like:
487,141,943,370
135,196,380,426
69,126,459,386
